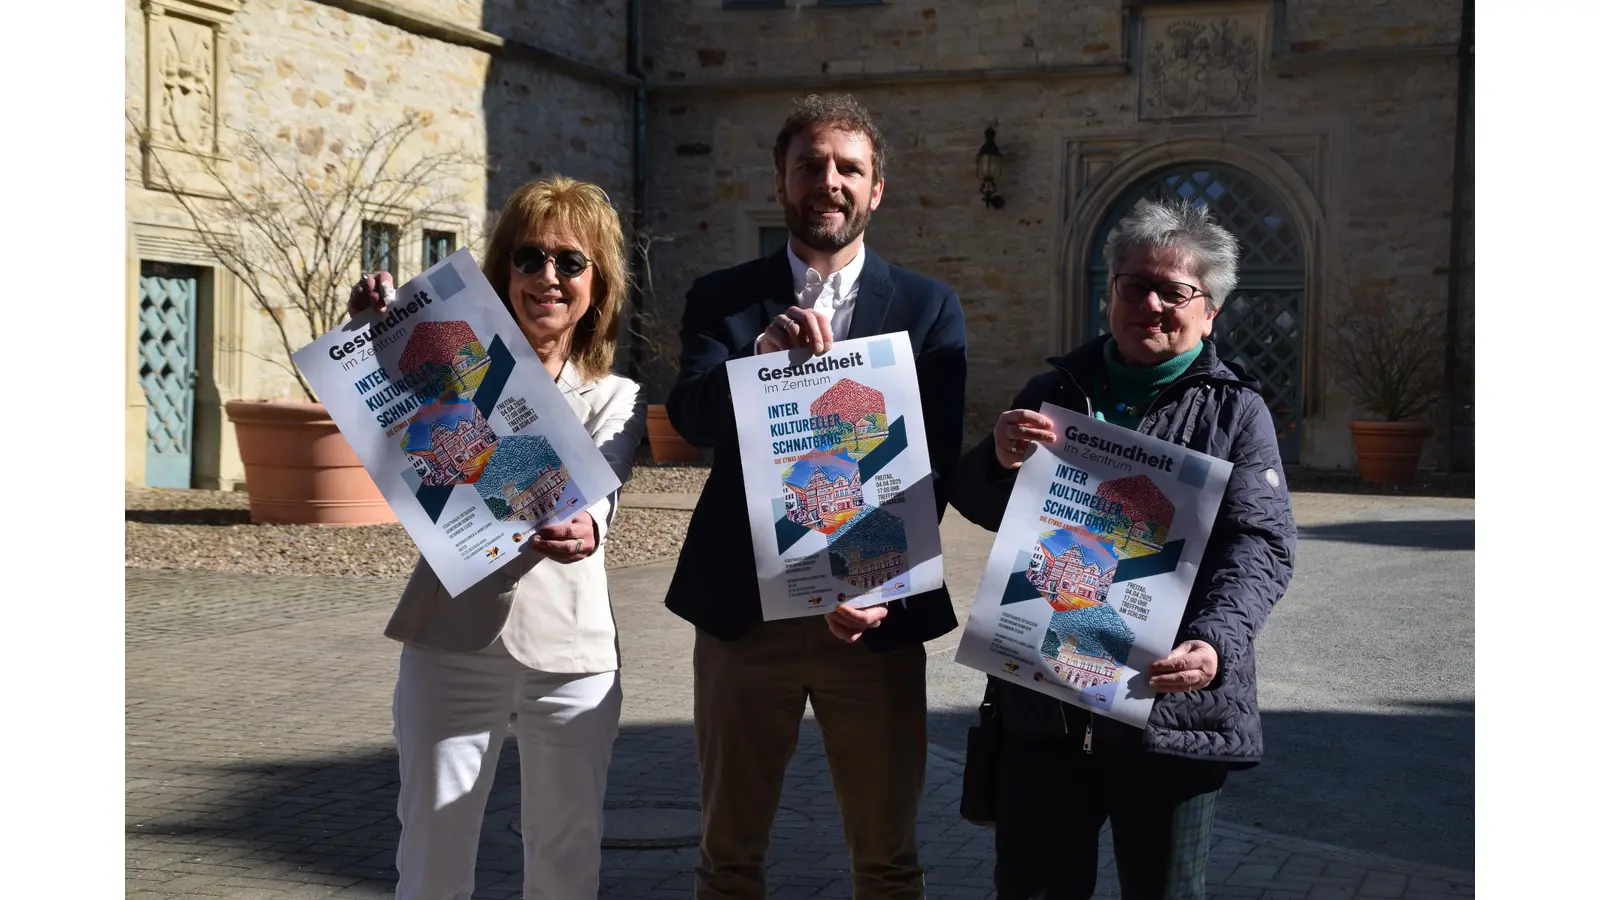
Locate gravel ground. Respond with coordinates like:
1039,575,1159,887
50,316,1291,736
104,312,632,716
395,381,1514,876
126,467,700,577
622,464,709,495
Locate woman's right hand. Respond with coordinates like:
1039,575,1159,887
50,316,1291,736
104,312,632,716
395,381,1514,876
348,271,397,317
993,409,1057,469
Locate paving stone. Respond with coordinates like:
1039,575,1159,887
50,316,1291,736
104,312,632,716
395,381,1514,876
126,534,1473,899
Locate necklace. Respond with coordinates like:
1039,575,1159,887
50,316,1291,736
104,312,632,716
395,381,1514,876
1098,375,1145,420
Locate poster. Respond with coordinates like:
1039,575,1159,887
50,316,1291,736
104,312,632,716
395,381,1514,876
726,332,943,621
954,403,1232,728
290,249,620,597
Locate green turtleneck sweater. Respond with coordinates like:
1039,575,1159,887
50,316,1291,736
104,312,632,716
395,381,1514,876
1091,339,1204,430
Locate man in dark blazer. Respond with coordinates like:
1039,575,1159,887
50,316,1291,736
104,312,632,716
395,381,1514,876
664,94,967,900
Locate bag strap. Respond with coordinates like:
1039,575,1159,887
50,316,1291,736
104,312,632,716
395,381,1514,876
978,676,1000,723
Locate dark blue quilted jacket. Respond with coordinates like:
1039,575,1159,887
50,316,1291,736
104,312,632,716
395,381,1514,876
947,336,1296,767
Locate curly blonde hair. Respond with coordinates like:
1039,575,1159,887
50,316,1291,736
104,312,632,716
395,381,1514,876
482,176,630,381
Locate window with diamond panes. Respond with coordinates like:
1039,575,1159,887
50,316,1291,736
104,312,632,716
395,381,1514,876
1084,164,1305,462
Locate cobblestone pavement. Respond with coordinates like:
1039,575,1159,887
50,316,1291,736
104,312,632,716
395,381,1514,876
126,494,1473,899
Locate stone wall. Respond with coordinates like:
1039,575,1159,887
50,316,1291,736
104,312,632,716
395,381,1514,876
640,0,1470,470
125,0,1471,487
125,0,636,488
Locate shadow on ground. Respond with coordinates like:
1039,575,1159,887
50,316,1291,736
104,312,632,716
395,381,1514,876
130,703,1473,893
125,507,252,526
924,703,1474,871
1220,701,1474,871
1285,466,1474,499
1297,518,1475,551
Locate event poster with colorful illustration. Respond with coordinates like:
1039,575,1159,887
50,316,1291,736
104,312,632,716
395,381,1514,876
954,403,1232,728
291,250,620,597
727,333,943,621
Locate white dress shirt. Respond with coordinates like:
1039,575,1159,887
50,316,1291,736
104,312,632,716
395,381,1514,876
757,241,866,352
787,240,864,341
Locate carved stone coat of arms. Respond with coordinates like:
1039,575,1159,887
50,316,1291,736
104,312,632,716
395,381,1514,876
1142,17,1263,120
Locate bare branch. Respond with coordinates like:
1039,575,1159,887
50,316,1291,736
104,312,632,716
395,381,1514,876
1325,274,1446,422
135,111,481,403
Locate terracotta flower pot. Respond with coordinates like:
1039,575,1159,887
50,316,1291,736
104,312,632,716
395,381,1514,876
225,400,396,525
1347,420,1433,483
646,403,703,463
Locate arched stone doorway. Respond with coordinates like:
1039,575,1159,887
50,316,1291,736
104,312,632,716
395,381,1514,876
1084,164,1306,463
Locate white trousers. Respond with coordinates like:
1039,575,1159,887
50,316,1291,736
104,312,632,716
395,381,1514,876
392,640,622,900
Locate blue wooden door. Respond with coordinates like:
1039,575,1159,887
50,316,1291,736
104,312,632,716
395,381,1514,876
1084,165,1306,463
139,262,199,488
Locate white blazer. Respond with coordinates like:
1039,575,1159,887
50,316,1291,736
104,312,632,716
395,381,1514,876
384,364,647,674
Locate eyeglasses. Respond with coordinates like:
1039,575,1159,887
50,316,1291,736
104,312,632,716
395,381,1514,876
1111,274,1206,309
513,245,592,278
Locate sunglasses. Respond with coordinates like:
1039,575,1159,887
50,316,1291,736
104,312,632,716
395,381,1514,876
513,245,592,278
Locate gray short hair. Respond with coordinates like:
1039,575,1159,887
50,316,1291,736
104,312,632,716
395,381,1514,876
1105,199,1240,311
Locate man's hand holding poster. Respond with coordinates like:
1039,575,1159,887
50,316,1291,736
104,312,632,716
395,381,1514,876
955,402,1232,728
726,332,943,621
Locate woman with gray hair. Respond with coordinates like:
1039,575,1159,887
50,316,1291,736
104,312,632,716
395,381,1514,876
947,198,1297,900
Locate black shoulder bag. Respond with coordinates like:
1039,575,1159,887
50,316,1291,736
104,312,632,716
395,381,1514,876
959,678,1001,827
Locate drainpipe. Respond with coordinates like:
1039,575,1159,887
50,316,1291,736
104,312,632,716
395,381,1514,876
625,0,648,385
1442,0,1473,471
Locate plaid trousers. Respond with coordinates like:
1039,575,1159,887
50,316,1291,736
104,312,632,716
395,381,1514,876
992,733,1229,900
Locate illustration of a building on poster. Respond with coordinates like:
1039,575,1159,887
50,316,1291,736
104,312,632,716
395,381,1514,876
402,400,497,486
828,505,909,591
291,249,619,598
781,453,864,533
726,333,943,621
954,403,1232,728
474,434,583,523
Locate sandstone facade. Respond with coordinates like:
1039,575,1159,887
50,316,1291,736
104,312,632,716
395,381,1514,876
640,0,1472,471
125,0,1472,488
125,0,635,488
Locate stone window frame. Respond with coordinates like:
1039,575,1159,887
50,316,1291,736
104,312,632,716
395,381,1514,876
360,221,401,280
1053,130,1333,425
734,207,790,266
126,220,249,489
423,230,459,270
361,203,472,283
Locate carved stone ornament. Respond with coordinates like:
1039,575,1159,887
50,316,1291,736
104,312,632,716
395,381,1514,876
1140,13,1266,120
141,0,241,194
159,18,215,149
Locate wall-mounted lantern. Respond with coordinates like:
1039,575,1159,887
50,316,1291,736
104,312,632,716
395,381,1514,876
976,125,1005,209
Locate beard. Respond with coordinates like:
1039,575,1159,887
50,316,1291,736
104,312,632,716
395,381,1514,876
783,191,872,253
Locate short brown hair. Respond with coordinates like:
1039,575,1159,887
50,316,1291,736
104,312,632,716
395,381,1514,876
772,93,888,185
482,176,630,382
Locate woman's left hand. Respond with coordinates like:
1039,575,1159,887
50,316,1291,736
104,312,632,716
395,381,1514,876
528,512,598,564
1148,639,1219,692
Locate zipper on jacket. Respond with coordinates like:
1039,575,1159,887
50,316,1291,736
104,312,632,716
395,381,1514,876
1136,372,1212,436
1061,371,1094,418
1082,716,1094,754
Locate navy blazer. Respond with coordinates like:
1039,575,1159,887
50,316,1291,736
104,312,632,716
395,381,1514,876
664,246,968,651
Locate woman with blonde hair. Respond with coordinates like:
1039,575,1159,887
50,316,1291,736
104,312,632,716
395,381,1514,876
349,175,646,900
